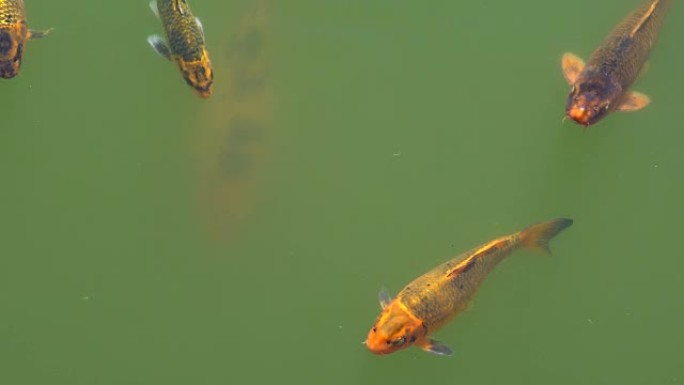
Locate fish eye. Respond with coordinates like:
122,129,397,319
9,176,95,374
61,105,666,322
387,336,406,346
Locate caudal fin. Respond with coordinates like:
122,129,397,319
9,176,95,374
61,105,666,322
518,218,573,255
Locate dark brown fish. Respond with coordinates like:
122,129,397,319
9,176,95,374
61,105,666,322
562,0,670,127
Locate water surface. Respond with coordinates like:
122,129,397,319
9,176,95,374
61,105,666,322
1,0,683,384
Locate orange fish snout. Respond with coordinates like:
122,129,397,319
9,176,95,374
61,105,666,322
565,88,612,127
365,327,393,355
567,105,591,126
365,303,423,355
365,325,416,355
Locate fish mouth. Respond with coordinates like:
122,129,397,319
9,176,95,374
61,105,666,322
195,89,211,98
365,333,398,355
194,83,213,99
566,106,591,127
0,64,18,78
365,343,391,355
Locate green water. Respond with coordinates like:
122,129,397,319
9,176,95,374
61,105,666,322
2,0,683,383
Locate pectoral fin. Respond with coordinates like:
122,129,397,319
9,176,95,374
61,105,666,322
28,28,52,39
147,35,171,61
561,52,585,85
149,0,160,18
378,288,392,309
617,91,651,112
418,338,453,356
195,17,205,35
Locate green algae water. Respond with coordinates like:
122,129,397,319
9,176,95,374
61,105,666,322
1,0,683,384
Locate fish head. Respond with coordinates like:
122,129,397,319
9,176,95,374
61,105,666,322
565,80,618,127
365,302,425,355
0,27,27,79
176,50,214,98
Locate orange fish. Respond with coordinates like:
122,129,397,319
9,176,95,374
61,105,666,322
365,218,573,356
561,0,670,127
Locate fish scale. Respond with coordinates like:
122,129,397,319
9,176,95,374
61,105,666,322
586,0,670,92
399,238,518,330
0,0,25,26
157,0,204,60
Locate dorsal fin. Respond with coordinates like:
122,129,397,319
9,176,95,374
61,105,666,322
173,0,190,16
378,288,392,309
445,256,476,279
630,0,659,38
445,239,509,279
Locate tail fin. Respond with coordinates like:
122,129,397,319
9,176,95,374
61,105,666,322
518,218,573,255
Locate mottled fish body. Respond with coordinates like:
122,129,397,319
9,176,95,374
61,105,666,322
366,218,573,356
0,0,50,78
148,0,213,98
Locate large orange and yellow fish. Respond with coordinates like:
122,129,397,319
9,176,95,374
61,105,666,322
0,0,51,79
365,218,573,356
562,0,670,127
